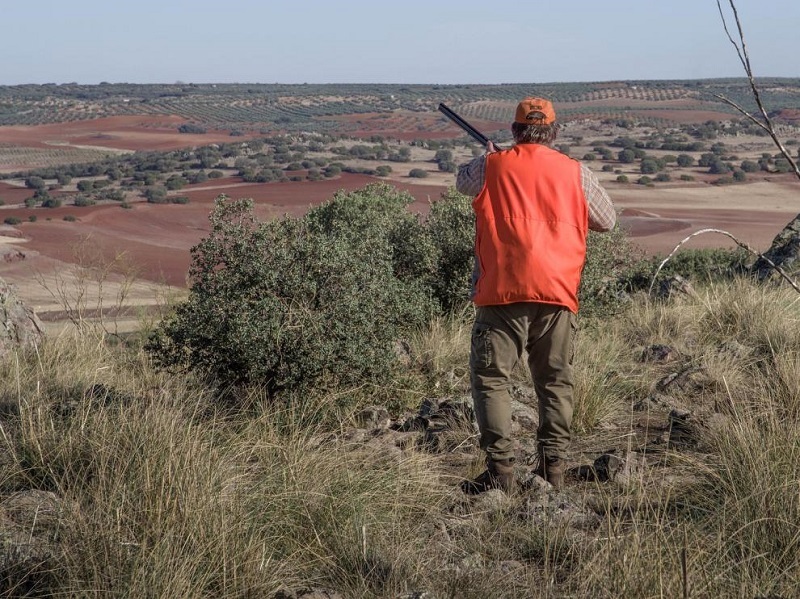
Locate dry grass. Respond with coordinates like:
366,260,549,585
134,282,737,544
2,276,800,596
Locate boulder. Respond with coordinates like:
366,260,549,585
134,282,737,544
754,214,800,281
0,278,44,357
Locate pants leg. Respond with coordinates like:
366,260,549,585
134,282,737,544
526,306,576,461
470,305,526,462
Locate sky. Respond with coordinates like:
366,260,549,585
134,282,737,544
2,0,799,85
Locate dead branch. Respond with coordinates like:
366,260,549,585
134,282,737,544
648,228,800,296
715,0,800,181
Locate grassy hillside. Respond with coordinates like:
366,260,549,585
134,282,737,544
1,275,799,597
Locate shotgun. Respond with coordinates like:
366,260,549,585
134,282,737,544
438,103,503,151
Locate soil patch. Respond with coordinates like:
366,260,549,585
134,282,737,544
0,115,256,152
0,174,449,288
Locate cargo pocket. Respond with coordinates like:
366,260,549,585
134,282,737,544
471,322,494,371
569,315,578,366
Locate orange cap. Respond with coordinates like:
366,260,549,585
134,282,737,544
514,97,556,125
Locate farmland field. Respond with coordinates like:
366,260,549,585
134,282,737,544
0,80,798,330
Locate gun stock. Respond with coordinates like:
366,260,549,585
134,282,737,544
438,103,503,151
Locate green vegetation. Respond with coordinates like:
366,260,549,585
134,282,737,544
3,262,800,596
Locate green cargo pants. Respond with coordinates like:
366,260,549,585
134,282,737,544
470,302,576,462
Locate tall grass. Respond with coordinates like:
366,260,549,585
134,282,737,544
2,277,800,596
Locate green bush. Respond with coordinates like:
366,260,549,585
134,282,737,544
147,186,437,397
42,197,62,208
74,195,97,207
147,183,646,396
425,189,475,311
408,168,428,178
579,226,642,315
4,216,21,225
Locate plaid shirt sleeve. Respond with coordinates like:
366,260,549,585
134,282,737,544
456,155,487,197
456,151,616,232
580,163,616,232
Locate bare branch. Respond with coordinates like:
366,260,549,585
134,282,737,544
712,93,771,134
715,0,800,181
649,229,800,296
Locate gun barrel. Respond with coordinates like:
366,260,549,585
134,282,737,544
438,103,501,150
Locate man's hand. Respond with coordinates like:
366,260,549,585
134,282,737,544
487,141,499,154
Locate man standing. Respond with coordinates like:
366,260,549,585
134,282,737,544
456,97,616,492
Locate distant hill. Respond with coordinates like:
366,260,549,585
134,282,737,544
1,79,799,132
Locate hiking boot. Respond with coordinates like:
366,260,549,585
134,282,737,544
461,457,516,495
533,456,567,490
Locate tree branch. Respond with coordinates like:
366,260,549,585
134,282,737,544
715,0,800,181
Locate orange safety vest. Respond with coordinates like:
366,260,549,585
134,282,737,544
472,143,589,312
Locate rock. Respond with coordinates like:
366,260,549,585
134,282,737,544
633,393,671,412
354,405,391,430
658,275,698,300
640,344,677,363
592,453,624,482
2,490,69,540
0,278,44,358
520,471,553,493
510,399,538,433
520,493,600,530
753,214,800,281
656,367,714,394
574,452,646,485
668,409,700,449
471,489,512,515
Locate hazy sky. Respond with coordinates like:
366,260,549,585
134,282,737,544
2,1,798,85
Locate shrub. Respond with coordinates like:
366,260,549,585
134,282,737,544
41,197,62,208
24,176,46,190
680,174,695,181
580,226,642,315
616,175,629,183
74,195,97,207
740,160,759,173
28,215,37,223
4,216,21,225
147,186,437,397
654,173,671,182
63,215,77,222
425,189,475,311
178,123,207,134
602,165,614,172
637,176,653,186
208,170,225,179
170,196,190,204
408,169,428,178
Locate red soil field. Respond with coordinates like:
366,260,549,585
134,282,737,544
1,174,451,287
0,115,255,152
0,181,35,204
